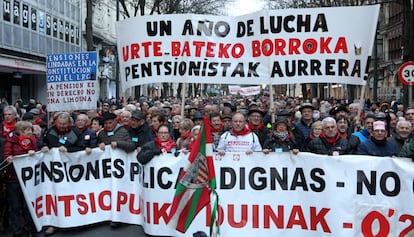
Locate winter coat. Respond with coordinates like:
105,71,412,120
43,126,84,152
263,134,298,152
306,135,349,155
128,122,154,149
356,137,398,157
3,134,38,180
98,124,136,153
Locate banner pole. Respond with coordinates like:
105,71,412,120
181,83,186,117
355,84,366,132
269,84,275,124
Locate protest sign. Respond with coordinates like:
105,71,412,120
13,149,414,236
46,52,99,112
116,5,379,90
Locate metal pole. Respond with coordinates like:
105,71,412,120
373,31,378,103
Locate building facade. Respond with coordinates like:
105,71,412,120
0,0,82,105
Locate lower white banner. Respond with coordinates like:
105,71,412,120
12,147,414,236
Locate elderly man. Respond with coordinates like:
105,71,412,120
306,117,349,155
356,121,398,156
97,112,136,153
387,120,411,153
74,113,97,155
128,110,154,151
217,112,262,155
42,112,83,153
294,103,315,140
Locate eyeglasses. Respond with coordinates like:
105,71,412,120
323,126,336,129
158,131,169,134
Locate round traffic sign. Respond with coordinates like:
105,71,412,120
398,61,414,85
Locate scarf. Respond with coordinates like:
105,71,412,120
320,132,341,146
371,136,387,145
231,125,251,137
210,123,224,133
339,132,348,139
274,131,290,141
248,122,264,132
2,120,16,137
154,137,176,152
17,135,34,151
308,134,315,140
179,132,192,141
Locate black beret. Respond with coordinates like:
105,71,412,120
102,112,117,121
329,105,349,116
247,109,265,117
192,112,204,120
275,116,289,125
277,110,292,117
131,111,145,120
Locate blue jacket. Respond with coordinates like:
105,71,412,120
356,137,398,156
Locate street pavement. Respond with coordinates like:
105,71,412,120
1,222,155,237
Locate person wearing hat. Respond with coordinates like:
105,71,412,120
247,109,268,147
356,121,398,156
277,110,306,150
128,110,154,151
29,108,44,126
97,112,136,153
294,103,315,143
305,117,350,155
216,112,262,155
262,117,299,154
329,105,350,119
192,112,204,126
99,101,111,116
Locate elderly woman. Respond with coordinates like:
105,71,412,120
262,117,299,155
137,124,177,165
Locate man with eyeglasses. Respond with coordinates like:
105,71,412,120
305,117,350,155
247,109,268,147
356,121,398,157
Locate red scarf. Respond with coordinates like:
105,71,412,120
179,132,192,141
248,122,264,132
2,120,16,137
231,125,251,137
320,132,341,145
210,123,224,133
154,137,176,152
33,117,43,125
308,134,315,140
17,135,34,151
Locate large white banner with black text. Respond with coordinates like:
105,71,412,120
13,148,414,236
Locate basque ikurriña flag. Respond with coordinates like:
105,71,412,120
167,116,219,236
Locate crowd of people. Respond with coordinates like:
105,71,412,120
0,95,413,236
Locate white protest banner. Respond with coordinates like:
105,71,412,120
13,149,414,236
116,5,379,90
46,52,99,112
228,85,261,96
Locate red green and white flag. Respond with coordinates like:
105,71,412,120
167,116,219,236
